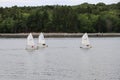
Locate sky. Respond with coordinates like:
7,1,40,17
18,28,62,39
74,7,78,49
0,0,119,7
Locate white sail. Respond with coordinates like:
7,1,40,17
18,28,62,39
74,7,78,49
80,33,92,48
26,33,36,50
37,32,48,48
27,33,35,46
81,33,90,46
38,32,45,44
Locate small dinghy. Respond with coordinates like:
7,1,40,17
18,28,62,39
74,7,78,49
37,32,48,48
80,33,92,48
26,33,36,50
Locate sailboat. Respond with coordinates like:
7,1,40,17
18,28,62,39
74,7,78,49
80,33,92,48
26,33,36,50
37,32,48,48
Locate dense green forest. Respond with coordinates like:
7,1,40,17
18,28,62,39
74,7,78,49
0,2,120,33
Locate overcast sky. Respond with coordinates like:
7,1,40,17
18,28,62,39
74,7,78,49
0,0,119,7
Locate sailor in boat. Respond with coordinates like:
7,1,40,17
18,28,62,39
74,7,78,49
86,44,92,48
32,45,34,48
42,44,47,46
39,43,48,47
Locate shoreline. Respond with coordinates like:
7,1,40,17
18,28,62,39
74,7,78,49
0,33,120,38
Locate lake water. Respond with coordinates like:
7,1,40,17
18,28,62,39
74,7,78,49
0,37,120,80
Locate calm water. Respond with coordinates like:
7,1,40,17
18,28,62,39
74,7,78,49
0,37,120,80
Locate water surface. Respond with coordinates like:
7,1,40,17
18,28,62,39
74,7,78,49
0,37,120,80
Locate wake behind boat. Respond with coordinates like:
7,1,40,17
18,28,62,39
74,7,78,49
37,32,48,48
26,33,37,50
80,33,92,48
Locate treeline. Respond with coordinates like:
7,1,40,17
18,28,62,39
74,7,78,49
0,2,120,33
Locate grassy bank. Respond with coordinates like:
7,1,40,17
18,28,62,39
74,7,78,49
0,33,120,38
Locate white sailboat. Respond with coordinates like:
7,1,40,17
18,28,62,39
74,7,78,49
26,33,36,50
37,32,48,48
80,33,92,48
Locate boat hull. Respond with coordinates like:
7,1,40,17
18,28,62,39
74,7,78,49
25,45,37,50
37,43,48,48
80,45,92,49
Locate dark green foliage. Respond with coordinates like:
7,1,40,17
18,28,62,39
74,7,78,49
0,2,120,33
